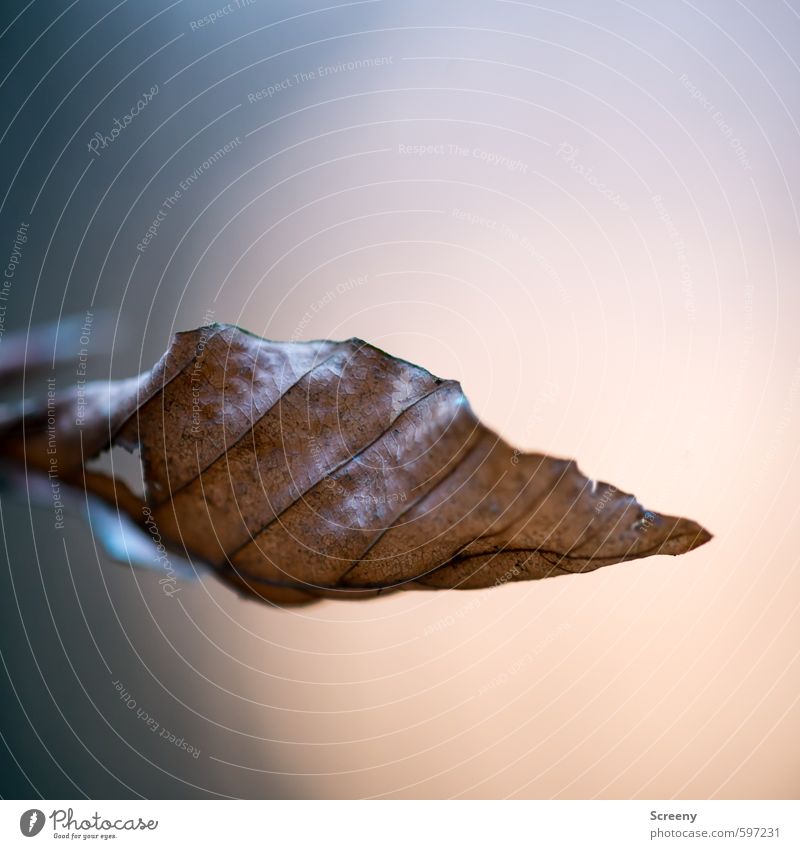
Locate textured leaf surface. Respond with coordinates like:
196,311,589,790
1,324,711,603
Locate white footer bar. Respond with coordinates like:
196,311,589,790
2,799,797,848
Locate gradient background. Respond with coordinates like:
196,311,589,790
0,0,798,799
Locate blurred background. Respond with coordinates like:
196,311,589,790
0,0,798,799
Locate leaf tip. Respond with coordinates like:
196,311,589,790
662,517,713,556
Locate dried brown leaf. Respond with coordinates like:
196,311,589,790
1,324,711,603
